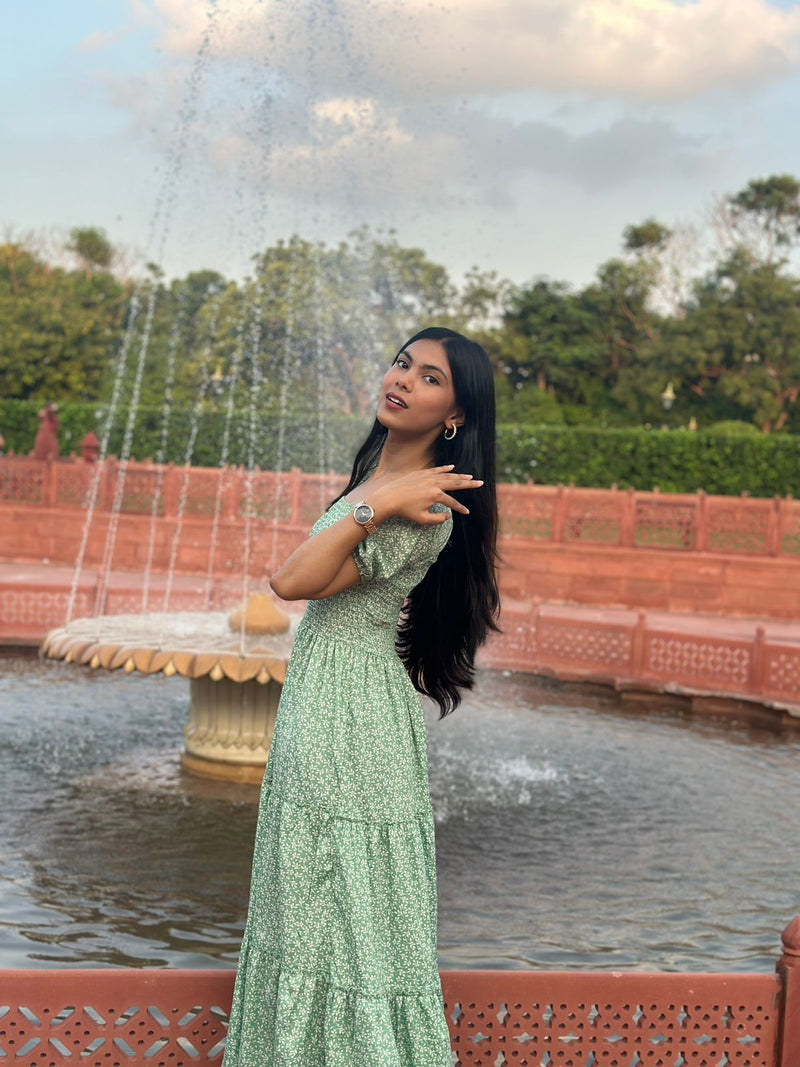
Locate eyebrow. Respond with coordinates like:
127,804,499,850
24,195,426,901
399,349,449,381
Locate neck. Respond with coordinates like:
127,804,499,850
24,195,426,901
373,430,437,476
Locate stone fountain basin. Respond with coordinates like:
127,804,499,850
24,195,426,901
42,612,300,782
41,611,297,683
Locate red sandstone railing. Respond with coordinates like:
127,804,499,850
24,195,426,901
2,456,800,557
490,603,800,715
3,457,800,713
2,916,799,1064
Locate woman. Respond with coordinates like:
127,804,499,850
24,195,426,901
224,326,499,1066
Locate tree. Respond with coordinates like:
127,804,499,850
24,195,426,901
623,218,672,254
665,250,800,431
67,226,115,277
714,174,800,265
0,241,128,402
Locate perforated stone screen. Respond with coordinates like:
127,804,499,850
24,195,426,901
443,971,781,1066
0,969,785,1066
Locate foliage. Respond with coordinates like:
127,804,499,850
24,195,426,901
4,396,800,496
0,398,372,471
496,424,800,496
726,174,800,261
706,420,760,435
660,251,800,431
67,227,115,273
6,176,800,488
0,242,129,403
622,218,672,253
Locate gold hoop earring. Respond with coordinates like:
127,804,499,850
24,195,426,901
443,423,457,441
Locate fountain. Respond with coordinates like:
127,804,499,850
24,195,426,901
36,2,449,778
42,595,296,782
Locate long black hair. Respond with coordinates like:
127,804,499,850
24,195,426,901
335,326,500,716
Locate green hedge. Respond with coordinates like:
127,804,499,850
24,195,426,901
0,400,372,473
2,399,799,497
497,425,800,496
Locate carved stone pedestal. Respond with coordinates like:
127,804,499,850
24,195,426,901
42,598,295,785
181,675,281,783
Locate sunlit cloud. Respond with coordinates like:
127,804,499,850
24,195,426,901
78,0,156,53
87,0,772,245
128,0,800,101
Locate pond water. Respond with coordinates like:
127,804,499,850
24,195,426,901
1,651,797,972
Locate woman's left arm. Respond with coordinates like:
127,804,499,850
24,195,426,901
269,466,480,601
269,511,371,601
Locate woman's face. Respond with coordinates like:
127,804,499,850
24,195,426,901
377,338,462,438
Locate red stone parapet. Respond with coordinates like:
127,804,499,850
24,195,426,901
1,954,798,1064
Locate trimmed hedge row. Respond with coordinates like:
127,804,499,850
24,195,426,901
0,400,372,475
2,399,799,497
497,425,800,497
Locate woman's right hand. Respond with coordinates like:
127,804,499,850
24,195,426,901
367,465,483,525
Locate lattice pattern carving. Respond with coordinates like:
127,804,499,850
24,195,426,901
54,465,94,509
0,463,45,504
634,500,697,550
0,590,91,626
707,503,770,555
174,468,225,517
538,621,632,668
0,1000,227,1065
0,970,782,1067
236,472,291,521
499,494,556,540
297,476,346,525
106,589,208,615
494,618,536,665
648,637,751,687
780,504,800,556
766,649,800,697
446,990,779,1065
565,499,621,545
119,470,163,515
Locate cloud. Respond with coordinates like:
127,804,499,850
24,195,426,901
95,1,730,228
79,29,127,52
78,1,155,53
191,95,710,212
135,0,800,102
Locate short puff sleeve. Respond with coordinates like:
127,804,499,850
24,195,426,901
352,503,452,583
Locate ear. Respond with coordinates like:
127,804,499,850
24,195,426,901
447,407,465,427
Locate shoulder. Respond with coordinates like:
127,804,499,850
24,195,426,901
408,504,452,558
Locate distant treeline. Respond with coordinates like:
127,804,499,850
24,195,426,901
4,174,800,479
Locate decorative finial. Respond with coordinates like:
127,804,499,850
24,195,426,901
781,915,800,960
228,594,290,636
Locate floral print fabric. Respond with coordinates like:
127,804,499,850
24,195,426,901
223,499,453,1066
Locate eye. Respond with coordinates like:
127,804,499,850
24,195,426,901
423,374,440,385
394,356,409,369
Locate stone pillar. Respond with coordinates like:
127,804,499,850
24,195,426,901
777,914,800,1066
182,675,281,783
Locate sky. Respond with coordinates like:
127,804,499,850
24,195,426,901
5,0,800,289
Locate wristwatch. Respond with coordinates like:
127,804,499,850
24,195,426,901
353,501,377,535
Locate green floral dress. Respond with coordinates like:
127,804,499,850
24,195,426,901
224,498,453,1067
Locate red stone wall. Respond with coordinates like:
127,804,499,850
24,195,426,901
2,458,800,618
3,459,800,713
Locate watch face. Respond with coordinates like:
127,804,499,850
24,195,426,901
354,503,374,525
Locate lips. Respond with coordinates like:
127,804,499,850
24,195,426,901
385,392,407,409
